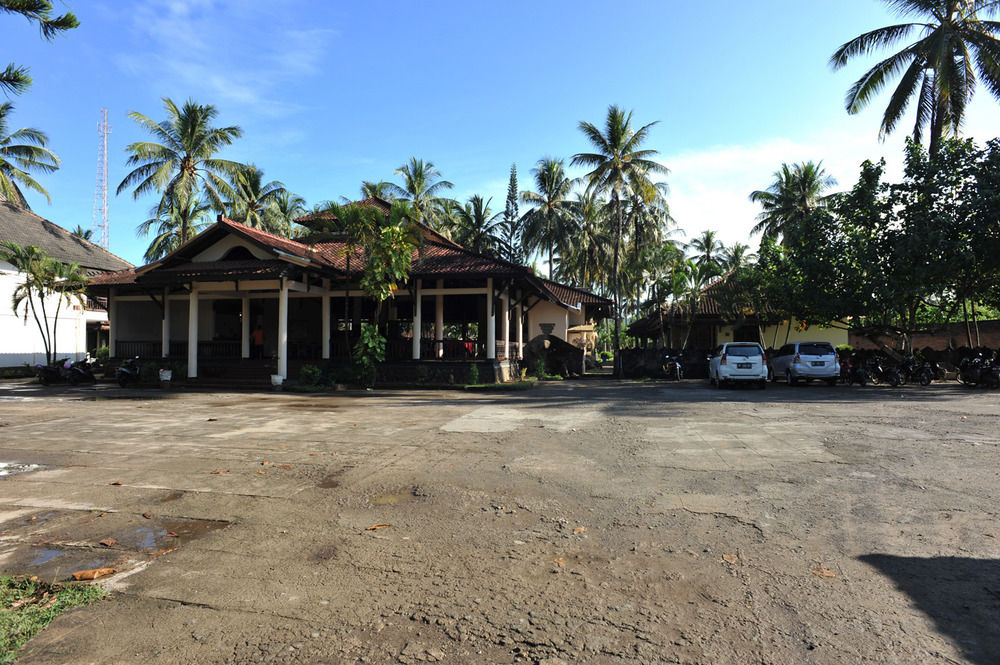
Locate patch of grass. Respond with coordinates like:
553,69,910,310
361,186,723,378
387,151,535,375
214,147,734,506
1,576,106,663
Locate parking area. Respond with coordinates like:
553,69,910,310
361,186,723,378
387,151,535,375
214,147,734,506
1,378,998,664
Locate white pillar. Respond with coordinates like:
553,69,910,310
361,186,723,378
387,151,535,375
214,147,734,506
108,288,117,358
516,298,523,359
278,280,289,379
240,296,250,358
321,279,331,360
501,289,509,361
435,279,444,358
486,278,496,360
187,287,199,379
161,288,170,357
412,286,422,360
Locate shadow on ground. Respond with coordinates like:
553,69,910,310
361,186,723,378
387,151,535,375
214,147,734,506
859,554,1000,665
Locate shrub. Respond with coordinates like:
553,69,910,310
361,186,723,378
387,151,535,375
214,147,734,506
92,346,109,363
139,361,159,383
300,364,322,386
415,364,429,385
467,363,479,384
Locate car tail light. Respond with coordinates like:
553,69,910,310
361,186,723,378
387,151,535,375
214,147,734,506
720,353,727,366
762,353,767,363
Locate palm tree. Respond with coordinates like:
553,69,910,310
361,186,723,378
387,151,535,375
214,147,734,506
223,165,289,235
686,229,726,269
1,2,78,95
520,157,575,280
573,106,667,377
70,226,93,241
387,158,454,228
274,191,308,237
679,260,716,350
117,97,244,216
749,161,837,240
721,242,756,271
360,181,397,201
136,190,212,263
0,102,60,207
830,0,1000,155
557,191,611,291
452,195,502,255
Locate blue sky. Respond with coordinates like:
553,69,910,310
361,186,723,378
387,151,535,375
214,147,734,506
6,0,1000,267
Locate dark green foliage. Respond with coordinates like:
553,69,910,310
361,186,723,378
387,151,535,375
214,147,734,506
1,0,78,95
299,364,322,386
1,575,104,664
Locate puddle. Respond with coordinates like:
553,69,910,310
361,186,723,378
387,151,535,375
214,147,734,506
317,466,354,489
0,461,42,477
31,548,63,565
157,491,185,503
122,518,228,551
369,486,418,506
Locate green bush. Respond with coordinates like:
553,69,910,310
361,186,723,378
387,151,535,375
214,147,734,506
92,346,109,363
299,364,322,386
139,361,159,383
415,364,429,385
467,363,479,384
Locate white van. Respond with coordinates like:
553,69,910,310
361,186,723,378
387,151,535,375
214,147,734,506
708,342,767,389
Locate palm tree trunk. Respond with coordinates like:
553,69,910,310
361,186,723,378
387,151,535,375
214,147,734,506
52,295,63,364
963,299,973,347
26,292,50,366
972,301,981,347
612,191,623,378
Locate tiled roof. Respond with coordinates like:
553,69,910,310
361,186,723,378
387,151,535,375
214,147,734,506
538,278,612,308
294,197,393,223
0,200,132,272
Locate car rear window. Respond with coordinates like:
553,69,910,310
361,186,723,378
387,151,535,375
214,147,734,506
799,343,834,356
725,345,762,357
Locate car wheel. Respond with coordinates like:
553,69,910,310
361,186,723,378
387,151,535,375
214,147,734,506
786,370,796,386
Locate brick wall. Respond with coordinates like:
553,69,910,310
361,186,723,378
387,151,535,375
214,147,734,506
850,320,1000,350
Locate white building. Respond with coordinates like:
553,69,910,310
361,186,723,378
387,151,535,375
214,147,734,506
0,200,132,367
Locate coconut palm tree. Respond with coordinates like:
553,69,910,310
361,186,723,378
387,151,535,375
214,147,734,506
360,181,397,201
136,190,212,263
686,229,726,270
274,191,308,237
0,102,60,207
749,161,837,240
70,226,93,241
557,191,611,291
223,165,289,235
117,97,244,216
520,157,576,280
452,195,502,256
387,158,453,228
573,106,667,377
679,260,716,350
830,0,1000,155
1,1,78,95
721,242,756,271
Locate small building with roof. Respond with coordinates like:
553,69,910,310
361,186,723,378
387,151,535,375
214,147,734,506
0,200,133,367
87,198,610,384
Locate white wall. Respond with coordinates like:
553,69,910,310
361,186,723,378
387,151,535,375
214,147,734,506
0,263,90,366
192,236,269,262
526,301,571,341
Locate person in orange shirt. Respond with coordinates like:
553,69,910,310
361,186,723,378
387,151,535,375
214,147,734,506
251,325,265,359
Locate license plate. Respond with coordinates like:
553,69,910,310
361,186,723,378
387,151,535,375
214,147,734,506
811,361,825,367
737,363,752,369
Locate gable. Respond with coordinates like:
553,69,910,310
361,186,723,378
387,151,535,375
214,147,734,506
191,234,272,262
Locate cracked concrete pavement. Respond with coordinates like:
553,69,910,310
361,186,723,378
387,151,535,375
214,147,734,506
0,378,998,664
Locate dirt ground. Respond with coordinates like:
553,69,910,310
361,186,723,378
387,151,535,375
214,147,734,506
0,378,998,665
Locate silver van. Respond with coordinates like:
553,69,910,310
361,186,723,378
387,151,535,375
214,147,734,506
769,342,839,385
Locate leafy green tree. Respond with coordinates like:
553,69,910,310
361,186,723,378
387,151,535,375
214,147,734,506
117,98,244,217
274,191,308,238
721,243,756,271
387,158,454,229
573,105,666,377
749,161,837,240
452,195,502,255
685,229,726,271
520,157,575,280
136,190,212,262
222,164,289,235
557,191,611,291
0,102,59,207
301,201,422,387
499,164,523,264
830,0,1000,155
1,241,87,365
679,260,715,350
1,0,78,95
360,180,396,201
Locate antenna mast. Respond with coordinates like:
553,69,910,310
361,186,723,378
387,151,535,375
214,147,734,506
91,108,111,249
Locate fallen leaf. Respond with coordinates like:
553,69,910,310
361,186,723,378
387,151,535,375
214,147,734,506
261,461,270,466
256,470,266,475
150,546,179,556
108,481,122,486
365,523,391,531
166,532,179,538
80,512,106,525
28,515,36,522
208,469,230,475
553,557,566,567
207,418,218,422
99,538,117,547
275,464,293,469
309,453,319,456
811,565,836,578
722,553,739,564
572,526,587,535
72,568,117,580
142,512,152,519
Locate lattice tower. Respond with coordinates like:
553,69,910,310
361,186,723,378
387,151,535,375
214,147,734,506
91,108,111,249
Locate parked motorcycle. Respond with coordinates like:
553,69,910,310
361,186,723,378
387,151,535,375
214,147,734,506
35,358,71,386
866,355,902,387
115,357,141,388
898,354,934,387
843,355,869,386
65,357,98,386
661,351,684,380
958,354,999,388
